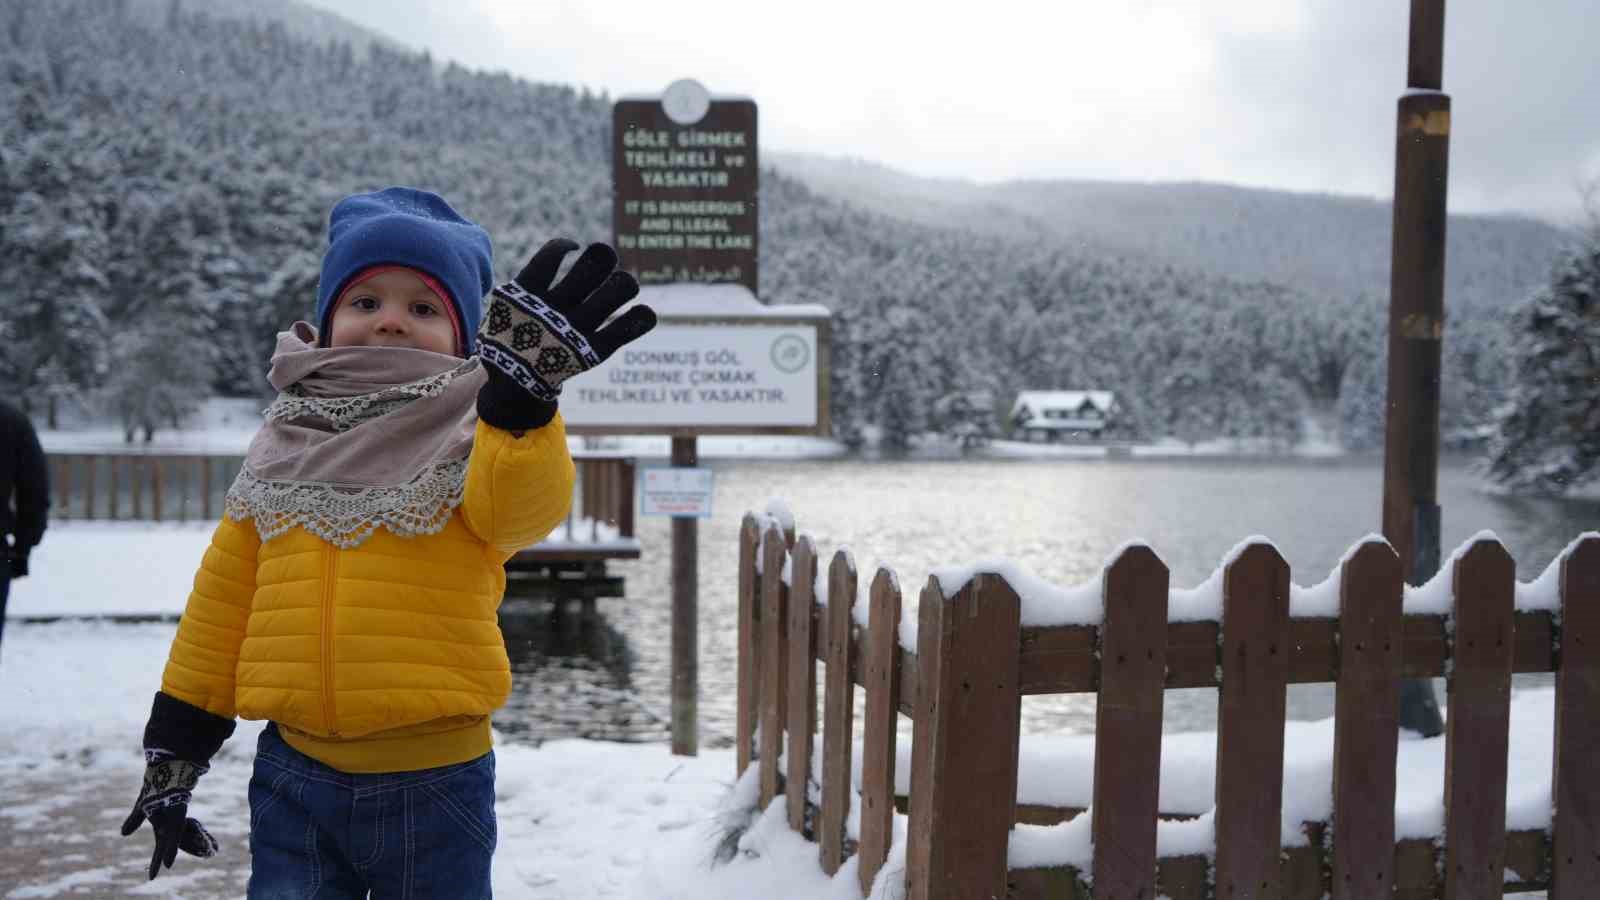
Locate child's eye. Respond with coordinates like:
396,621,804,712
411,303,438,317
352,296,378,311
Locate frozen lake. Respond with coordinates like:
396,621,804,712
494,455,1596,745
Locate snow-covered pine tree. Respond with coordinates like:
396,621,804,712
0,189,111,418
1487,231,1600,492
101,328,196,442
1336,337,1388,451
98,193,214,441
1439,313,1514,449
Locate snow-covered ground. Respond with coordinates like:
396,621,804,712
6,522,215,619
0,521,803,898
0,618,818,899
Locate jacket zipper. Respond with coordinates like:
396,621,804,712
322,543,340,736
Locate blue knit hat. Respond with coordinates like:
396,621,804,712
316,187,494,354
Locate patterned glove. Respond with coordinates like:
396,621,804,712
121,692,235,881
476,239,657,431
120,750,219,880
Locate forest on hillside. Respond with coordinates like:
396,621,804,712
0,0,1576,453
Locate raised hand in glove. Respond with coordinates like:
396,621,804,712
120,750,219,880
476,239,657,431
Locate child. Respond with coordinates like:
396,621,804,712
118,187,656,897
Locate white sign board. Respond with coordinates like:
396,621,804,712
561,323,820,429
640,466,714,518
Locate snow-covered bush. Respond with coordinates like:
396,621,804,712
1488,229,1600,492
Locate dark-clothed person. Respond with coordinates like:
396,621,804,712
0,398,51,658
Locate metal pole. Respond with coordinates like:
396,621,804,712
670,435,699,755
1382,0,1449,737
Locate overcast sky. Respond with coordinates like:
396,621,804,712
304,0,1598,221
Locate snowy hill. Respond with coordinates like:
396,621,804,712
123,0,402,56
0,0,1571,452
770,151,1572,318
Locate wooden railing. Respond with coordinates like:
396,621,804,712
513,455,640,567
44,452,636,539
574,454,637,540
736,513,1600,900
45,453,240,523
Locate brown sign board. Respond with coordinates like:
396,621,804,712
612,96,758,295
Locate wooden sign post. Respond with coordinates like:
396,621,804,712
1381,0,1449,738
669,436,698,755
594,80,830,755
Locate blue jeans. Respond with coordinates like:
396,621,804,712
247,723,496,899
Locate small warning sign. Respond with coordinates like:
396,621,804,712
640,466,715,518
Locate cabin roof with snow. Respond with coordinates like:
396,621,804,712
1010,391,1117,418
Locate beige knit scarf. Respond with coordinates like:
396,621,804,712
224,322,487,548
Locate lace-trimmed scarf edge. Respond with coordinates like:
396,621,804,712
224,456,469,549
262,365,472,433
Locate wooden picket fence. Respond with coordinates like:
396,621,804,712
736,513,1600,900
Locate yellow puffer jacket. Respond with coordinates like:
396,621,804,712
158,417,575,773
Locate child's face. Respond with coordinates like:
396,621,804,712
326,269,459,356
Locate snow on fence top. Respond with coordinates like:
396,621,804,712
749,507,1598,652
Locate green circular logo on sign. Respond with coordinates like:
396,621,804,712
770,335,809,374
